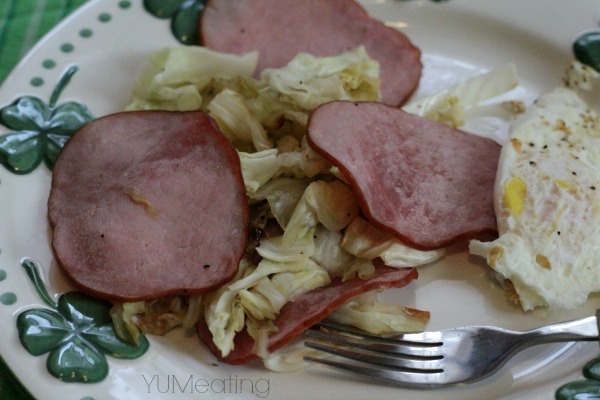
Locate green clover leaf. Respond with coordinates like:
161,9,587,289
0,97,48,130
58,292,112,326
0,66,94,174
556,356,600,399
0,130,43,174
144,0,206,45
574,31,600,72
84,324,148,359
16,259,149,383
17,309,71,356
46,338,108,383
556,379,600,400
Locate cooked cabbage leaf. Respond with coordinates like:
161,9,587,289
205,237,330,357
329,291,430,334
238,149,282,195
283,180,359,247
126,46,258,111
207,88,273,151
342,217,445,267
403,63,519,128
252,178,310,229
260,46,380,110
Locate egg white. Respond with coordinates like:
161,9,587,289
470,87,600,310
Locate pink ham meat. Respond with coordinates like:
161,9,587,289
199,0,421,107
306,101,500,250
48,111,248,302
197,266,417,364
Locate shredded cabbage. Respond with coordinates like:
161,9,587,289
341,217,446,267
238,149,282,195
204,261,249,357
260,46,380,109
252,178,310,229
182,295,203,329
122,44,508,368
126,47,258,111
207,89,273,151
246,318,278,359
262,341,326,372
205,237,331,357
110,296,191,343
229,256,323,293
278,137,330,179
403,63,519,128
110,302,145,345
311,225,356,277
238,143,328,199
283,180,359,247
328,291,430,334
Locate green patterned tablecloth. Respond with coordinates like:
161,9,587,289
0,0,88,84
0,2,89,397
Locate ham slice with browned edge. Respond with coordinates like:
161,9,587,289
199,0,422,107
48,111,248,302
306,101,500,250
197,266,418,364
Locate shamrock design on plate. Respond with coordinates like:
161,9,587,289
0,65,94,174
143,0,206,45
555,355,600,399
16,259,149,383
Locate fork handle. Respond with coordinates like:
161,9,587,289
522,311,599,344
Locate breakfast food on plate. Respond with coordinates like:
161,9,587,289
306,101,501,250
45,0,536,371
48,45,445,370
39,0,600,381
470,87,600,310
199,0,422,106
197,266,418,364
48,110,248,301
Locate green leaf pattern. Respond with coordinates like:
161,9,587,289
556,356,600,399
16,260,149,383
143,0,206,45
0,66,94,174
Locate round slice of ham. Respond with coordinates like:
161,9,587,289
197,266,417,364
306,101,500,250
48,111,248,302
199,0,421,107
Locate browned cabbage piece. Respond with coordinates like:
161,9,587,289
48,110,248,302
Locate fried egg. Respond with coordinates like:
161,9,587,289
470,87,600,310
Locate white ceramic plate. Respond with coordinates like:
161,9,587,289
1,0,600,399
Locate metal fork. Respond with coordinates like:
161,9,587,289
304,310,600,389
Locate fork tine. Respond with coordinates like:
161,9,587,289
304,322,451,388
308,324,444,359
317,320,444,344
303,355,446,388
305,339,444,371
